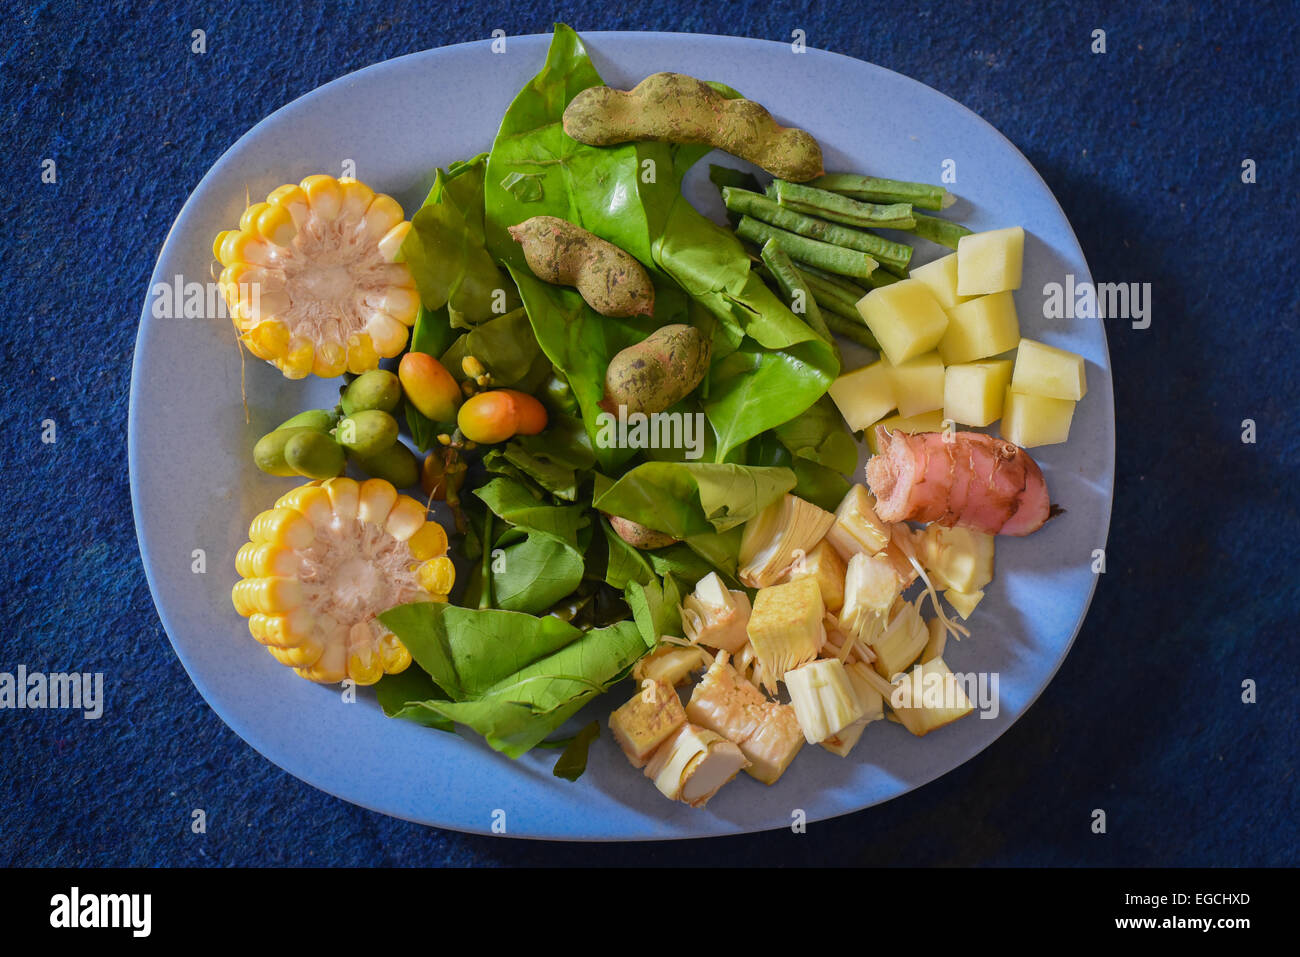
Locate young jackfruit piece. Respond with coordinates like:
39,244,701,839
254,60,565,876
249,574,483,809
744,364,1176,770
840,550,904,646
884,524,921,588
609,679,688,768
824,485,891,561
889,656,975,736
632,642,707,687
921,615,947,663
746,577,826,693
784,658,865,744
738,494,836,588
680,572,752,653
821,660,886,756
917,525,995,593
781,539,847,614
644,723,749,808
871,598,929,680
686,653,805,785
945,589,985,619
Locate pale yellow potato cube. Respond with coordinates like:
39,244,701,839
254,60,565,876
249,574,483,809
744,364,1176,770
943,359,1013,427
908,252,969,310
890,351,945,417
855,279,949,366
828,359,895,431
956,226,1025,296
865,410,946,454
938,291,1021,365
1001,387,1075,448
1011,338,1088,400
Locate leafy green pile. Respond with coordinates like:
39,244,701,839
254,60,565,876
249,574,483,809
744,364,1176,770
376,23,857,774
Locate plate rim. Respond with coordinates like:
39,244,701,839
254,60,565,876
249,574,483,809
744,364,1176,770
129,29,1115,841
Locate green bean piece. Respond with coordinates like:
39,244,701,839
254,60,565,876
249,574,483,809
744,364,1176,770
898,212,973,250
821,312,881,351
769,180,916,230
736,216,878,280
759,239,838,358
810,173,953,212
723,187,912,272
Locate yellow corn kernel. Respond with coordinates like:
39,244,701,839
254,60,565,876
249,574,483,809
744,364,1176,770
240,329,271,360
275,485,333,527
268,641,325,669
281,337,315,379
406,520,448,560
248,320,290,360
385,495,428,540
231,579,260,617
348,647,385,686
375,285,420,327
312,340,348,378
256,607,316,648
300,174,342,219
377,221,411,262
417,557,455,595
250,576,304,614
321,476,359,523
378,633,411,673
213,229,238,263
357,478,398,525
266,183,309,226
221,229,276,268
361,194,404,241
236,541,298,579
366,312,409,357
345,333,379,374
297,643,346,683
240,201,271,231
254,204,296,246
248,507,315,548
337,178,376,219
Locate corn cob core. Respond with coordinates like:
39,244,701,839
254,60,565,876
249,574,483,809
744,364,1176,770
214,174,418,379
231,477,454,685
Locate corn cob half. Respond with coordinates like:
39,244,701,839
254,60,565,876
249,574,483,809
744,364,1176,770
214,174,418,379
232,477,453,685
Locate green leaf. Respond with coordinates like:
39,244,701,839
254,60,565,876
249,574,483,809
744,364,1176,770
402,154,518,329
439,307,544,387
473,477,589,546
552,720,600,781
647,542,733,588
773,395,859,475
491,531,585,614
625,574,684,645
374,667,454,731
500,171,546,203
598,516,656,589
484,414,594,501
594,461,795,539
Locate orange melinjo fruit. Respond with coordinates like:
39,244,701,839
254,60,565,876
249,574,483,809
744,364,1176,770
398,352,461,422
457,389,548,445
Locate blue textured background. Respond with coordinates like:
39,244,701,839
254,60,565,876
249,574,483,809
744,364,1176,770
2,0,1297,866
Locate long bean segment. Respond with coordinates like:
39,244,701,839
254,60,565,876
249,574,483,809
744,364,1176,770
769,180,916,230
898,212,973,250
759,239,837,354
723,187,912,272
810,173,953,211
735,216,878,280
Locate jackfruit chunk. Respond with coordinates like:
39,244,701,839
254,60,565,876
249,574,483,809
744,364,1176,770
890,656,975,736
840,550,903,644
784,658,865,744
644,723,749,808
686,653,804,784
609,679,687,768
917,525,994,593
945,589,984,620
782,539,847,613
632,643,706,687
680,572,752,653
747,578,826,690
738,494,836,588
871,599,929,680
824,485,891,560
821,660,885,756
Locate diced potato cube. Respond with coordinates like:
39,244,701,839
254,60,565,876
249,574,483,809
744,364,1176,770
609,679,687,768
865,410,946,454
1001,388,1075,448
828,359,895,431
943,359,1013,427
783,540,847,614
890,351,945,417
1011,338,1088,400
908,252,969,310
938,292,1020,365
956,226,1025,296
855,279,949,366
891,657,975,736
